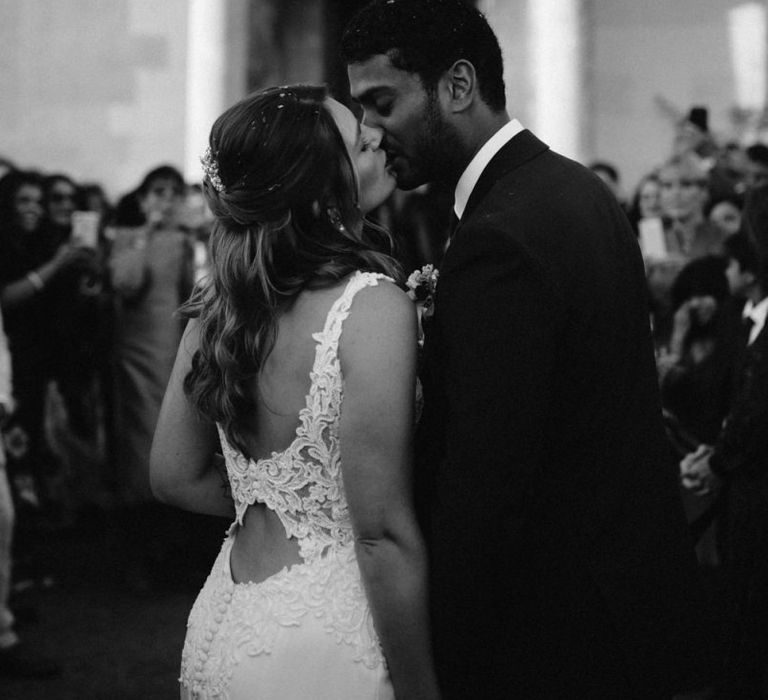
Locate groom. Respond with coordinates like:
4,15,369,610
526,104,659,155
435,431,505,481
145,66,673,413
343,1,709,697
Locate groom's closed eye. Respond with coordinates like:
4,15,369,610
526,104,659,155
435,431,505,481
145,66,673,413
373,99,393,117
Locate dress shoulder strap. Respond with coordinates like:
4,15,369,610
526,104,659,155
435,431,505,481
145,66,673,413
311,271,393,364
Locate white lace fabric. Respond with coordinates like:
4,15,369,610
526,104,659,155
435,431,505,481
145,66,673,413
180,537,386,699
180,271,395,700
218,270,392,561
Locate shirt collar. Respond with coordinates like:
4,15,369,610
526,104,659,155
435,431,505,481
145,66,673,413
454,118,524,220
743,296,768,343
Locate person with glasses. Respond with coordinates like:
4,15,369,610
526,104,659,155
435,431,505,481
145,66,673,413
42,174,78,245
40,174,109,515
0,170,93,590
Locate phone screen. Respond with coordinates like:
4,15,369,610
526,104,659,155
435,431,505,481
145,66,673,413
71,211,101,248
638,217,667,260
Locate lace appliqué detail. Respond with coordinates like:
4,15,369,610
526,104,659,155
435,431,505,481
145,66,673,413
219,271,392,562
183,272,393,698
180,537,384,699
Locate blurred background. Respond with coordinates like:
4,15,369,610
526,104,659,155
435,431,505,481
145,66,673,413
2,1,768,697
2,0,767,200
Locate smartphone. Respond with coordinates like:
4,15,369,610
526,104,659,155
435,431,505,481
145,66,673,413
638,217,667,260
71,211,101,248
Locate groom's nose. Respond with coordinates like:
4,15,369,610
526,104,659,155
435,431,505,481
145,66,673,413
361,124,383,150
360,107,385,133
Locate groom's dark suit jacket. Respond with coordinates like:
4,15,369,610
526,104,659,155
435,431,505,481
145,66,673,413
416,130,710,699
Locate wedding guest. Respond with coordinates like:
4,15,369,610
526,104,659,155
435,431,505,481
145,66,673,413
588,160,627,211
672,106,717,162
179,183,214,283
658,254,738,466
636,172,663,217
681,186,768,699
78,182,113,226
647,153,726,344
659,154,722,258
707,195,743,239
42,174,78,248
77,179,118,471
109,165,195,593
0,170,93,519
724,231,762,318
628,171,662,236
39,173,111,523
42,176,103,410
708,142,749,202
0,300,59,679
744,143,768,191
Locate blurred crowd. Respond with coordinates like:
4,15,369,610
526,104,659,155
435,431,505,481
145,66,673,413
0,159,215,677
591,106,768,698
1,103,768,691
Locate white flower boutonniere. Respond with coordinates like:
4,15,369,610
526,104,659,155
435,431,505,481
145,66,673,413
405,265,440,303
406,264,439,343
406,264,439,303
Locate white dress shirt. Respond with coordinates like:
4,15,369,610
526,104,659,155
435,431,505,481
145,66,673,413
453,118,524,220
742,296,768,346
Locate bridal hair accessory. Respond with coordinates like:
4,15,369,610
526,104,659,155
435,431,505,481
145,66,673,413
326,207,348,233
201,147,225,193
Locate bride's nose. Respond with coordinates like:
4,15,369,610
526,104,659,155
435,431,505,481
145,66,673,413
361,124,383,150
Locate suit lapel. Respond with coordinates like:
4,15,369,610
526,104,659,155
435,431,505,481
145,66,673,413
459,129,549,229
425,130,550,362
417,130,550,507
441,129,549,276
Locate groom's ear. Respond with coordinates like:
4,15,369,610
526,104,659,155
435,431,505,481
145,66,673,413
440,60,477,113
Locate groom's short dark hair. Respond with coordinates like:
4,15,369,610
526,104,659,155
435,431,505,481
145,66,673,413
340,0,506,113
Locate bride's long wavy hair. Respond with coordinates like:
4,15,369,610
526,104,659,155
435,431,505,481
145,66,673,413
182,85,401,455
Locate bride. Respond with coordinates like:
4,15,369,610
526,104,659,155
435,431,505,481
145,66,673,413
150,85,440,699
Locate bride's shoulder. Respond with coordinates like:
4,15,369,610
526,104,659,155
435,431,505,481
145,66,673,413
340,275,417,358
349,272,412,316
292,271,409,321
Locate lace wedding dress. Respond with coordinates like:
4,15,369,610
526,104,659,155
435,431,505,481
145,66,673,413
179,272,394,700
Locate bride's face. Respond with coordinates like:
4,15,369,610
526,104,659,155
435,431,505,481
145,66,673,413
325,98,395,214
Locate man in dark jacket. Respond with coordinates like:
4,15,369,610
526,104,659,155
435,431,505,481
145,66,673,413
343,1,710,698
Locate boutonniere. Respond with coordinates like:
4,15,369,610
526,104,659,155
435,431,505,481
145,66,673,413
406,264,439,343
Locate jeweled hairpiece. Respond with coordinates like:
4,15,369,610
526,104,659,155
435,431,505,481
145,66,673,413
200,147,225,193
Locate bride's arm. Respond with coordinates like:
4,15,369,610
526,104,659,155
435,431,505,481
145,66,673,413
339,282,441,700
150,318,235,519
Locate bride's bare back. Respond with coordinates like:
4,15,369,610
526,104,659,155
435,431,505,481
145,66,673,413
229,280,352,585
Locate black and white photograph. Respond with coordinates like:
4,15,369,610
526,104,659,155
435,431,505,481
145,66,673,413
1,1,768,698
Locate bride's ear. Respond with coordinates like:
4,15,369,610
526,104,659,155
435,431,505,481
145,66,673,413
441,60,477,113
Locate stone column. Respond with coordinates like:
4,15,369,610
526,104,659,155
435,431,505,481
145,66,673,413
526,0,585,160
184,0,249,182
480,0,587,161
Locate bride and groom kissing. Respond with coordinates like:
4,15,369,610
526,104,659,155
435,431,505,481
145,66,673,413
151,1,710,698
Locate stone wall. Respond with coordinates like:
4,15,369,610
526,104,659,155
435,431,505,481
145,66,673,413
1,0,764,201
0,0,189,199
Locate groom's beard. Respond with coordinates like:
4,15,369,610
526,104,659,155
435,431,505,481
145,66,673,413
392,92,465,191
